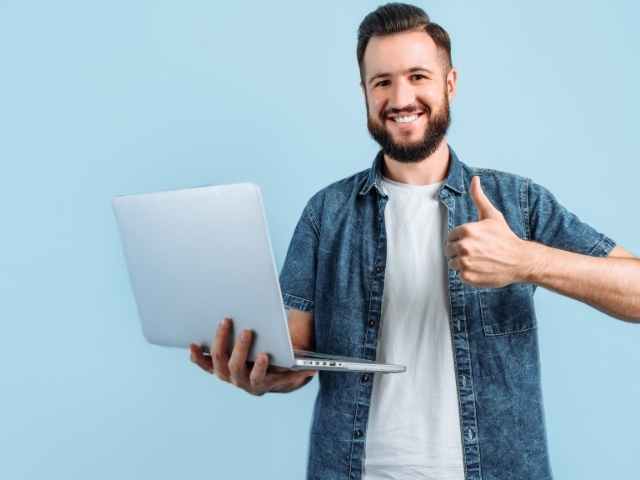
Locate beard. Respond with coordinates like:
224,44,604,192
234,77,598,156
366,93,451,163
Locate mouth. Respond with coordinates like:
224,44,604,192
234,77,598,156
385,111,425,128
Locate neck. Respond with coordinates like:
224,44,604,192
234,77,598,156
382,138,450,185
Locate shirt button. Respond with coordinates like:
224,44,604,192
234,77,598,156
361,374,370,383
376,266,383,273
465,426,476,441
354,430,363,438
368,320,375,327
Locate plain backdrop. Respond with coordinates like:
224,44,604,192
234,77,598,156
1,1,638,478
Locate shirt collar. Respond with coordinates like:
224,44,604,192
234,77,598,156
358,144,467,197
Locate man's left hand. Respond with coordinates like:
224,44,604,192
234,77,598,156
445,176,529,288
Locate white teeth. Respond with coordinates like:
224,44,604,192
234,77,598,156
393,114,419,123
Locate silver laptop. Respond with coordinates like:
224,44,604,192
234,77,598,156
111,182,405,373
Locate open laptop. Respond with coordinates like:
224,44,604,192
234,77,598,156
111,182,405,373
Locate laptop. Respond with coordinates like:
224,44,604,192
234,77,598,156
111,182,405,373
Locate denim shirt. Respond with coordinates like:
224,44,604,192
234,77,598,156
279,145,617,480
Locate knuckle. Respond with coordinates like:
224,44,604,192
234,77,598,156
211,358,229,370
228,360,241,374
249,375,264,392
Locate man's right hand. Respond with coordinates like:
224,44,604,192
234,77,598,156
190,317,316,396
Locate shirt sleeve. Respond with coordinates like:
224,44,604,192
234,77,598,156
527,178,616,257
278,199,319,312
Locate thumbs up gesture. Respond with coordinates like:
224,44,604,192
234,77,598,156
445,176,529,288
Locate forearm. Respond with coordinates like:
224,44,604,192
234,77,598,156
521,241,640,323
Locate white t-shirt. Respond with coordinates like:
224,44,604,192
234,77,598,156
362,176,465,480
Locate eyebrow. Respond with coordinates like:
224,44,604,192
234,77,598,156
367,67,435,85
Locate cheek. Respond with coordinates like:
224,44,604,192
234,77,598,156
367,92,385,115
419,86,446,109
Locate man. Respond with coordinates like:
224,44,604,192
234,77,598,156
190,3,640,479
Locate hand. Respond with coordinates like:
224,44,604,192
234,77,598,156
445,176,528,288
190,318,317,396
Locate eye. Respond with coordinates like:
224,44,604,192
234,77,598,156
374,79,390,88
411,74,427,81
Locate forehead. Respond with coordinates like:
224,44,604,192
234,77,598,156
363,29,442,79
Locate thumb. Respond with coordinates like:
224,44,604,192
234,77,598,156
301,371,317,385
470,176,500,220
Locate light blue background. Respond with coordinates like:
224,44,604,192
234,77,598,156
1,1,638,478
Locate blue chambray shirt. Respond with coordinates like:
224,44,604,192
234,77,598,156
279,145,617,480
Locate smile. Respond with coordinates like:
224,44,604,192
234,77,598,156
387,112,424,124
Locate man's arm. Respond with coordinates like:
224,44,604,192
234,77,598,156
445,176,639,322
521,243,640,323
287,307,315,351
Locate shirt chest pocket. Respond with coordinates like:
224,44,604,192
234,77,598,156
478,283,537,336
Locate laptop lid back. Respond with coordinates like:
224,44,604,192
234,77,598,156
112,182,296,368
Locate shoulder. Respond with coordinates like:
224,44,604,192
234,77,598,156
305,168,370,215
467,165,529,185
462,163,531,201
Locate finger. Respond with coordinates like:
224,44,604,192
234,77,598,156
448,224,469,242
190,344,213,373
448,256,461,271
228,329,253,388
445,240,460,258
211,318,232,381
249,352,269,393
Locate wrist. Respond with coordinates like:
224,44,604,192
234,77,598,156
519,240,546,284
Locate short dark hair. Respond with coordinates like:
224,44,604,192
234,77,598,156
357,3,452,83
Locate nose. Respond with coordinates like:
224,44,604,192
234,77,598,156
388,78,416,111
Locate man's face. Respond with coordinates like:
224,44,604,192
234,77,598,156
361,29,457,163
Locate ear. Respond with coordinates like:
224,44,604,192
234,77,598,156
446,67,458,102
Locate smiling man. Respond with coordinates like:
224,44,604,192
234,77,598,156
190,3,640,480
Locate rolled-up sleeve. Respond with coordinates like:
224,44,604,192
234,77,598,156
527,178,616,257
278,200,319,312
